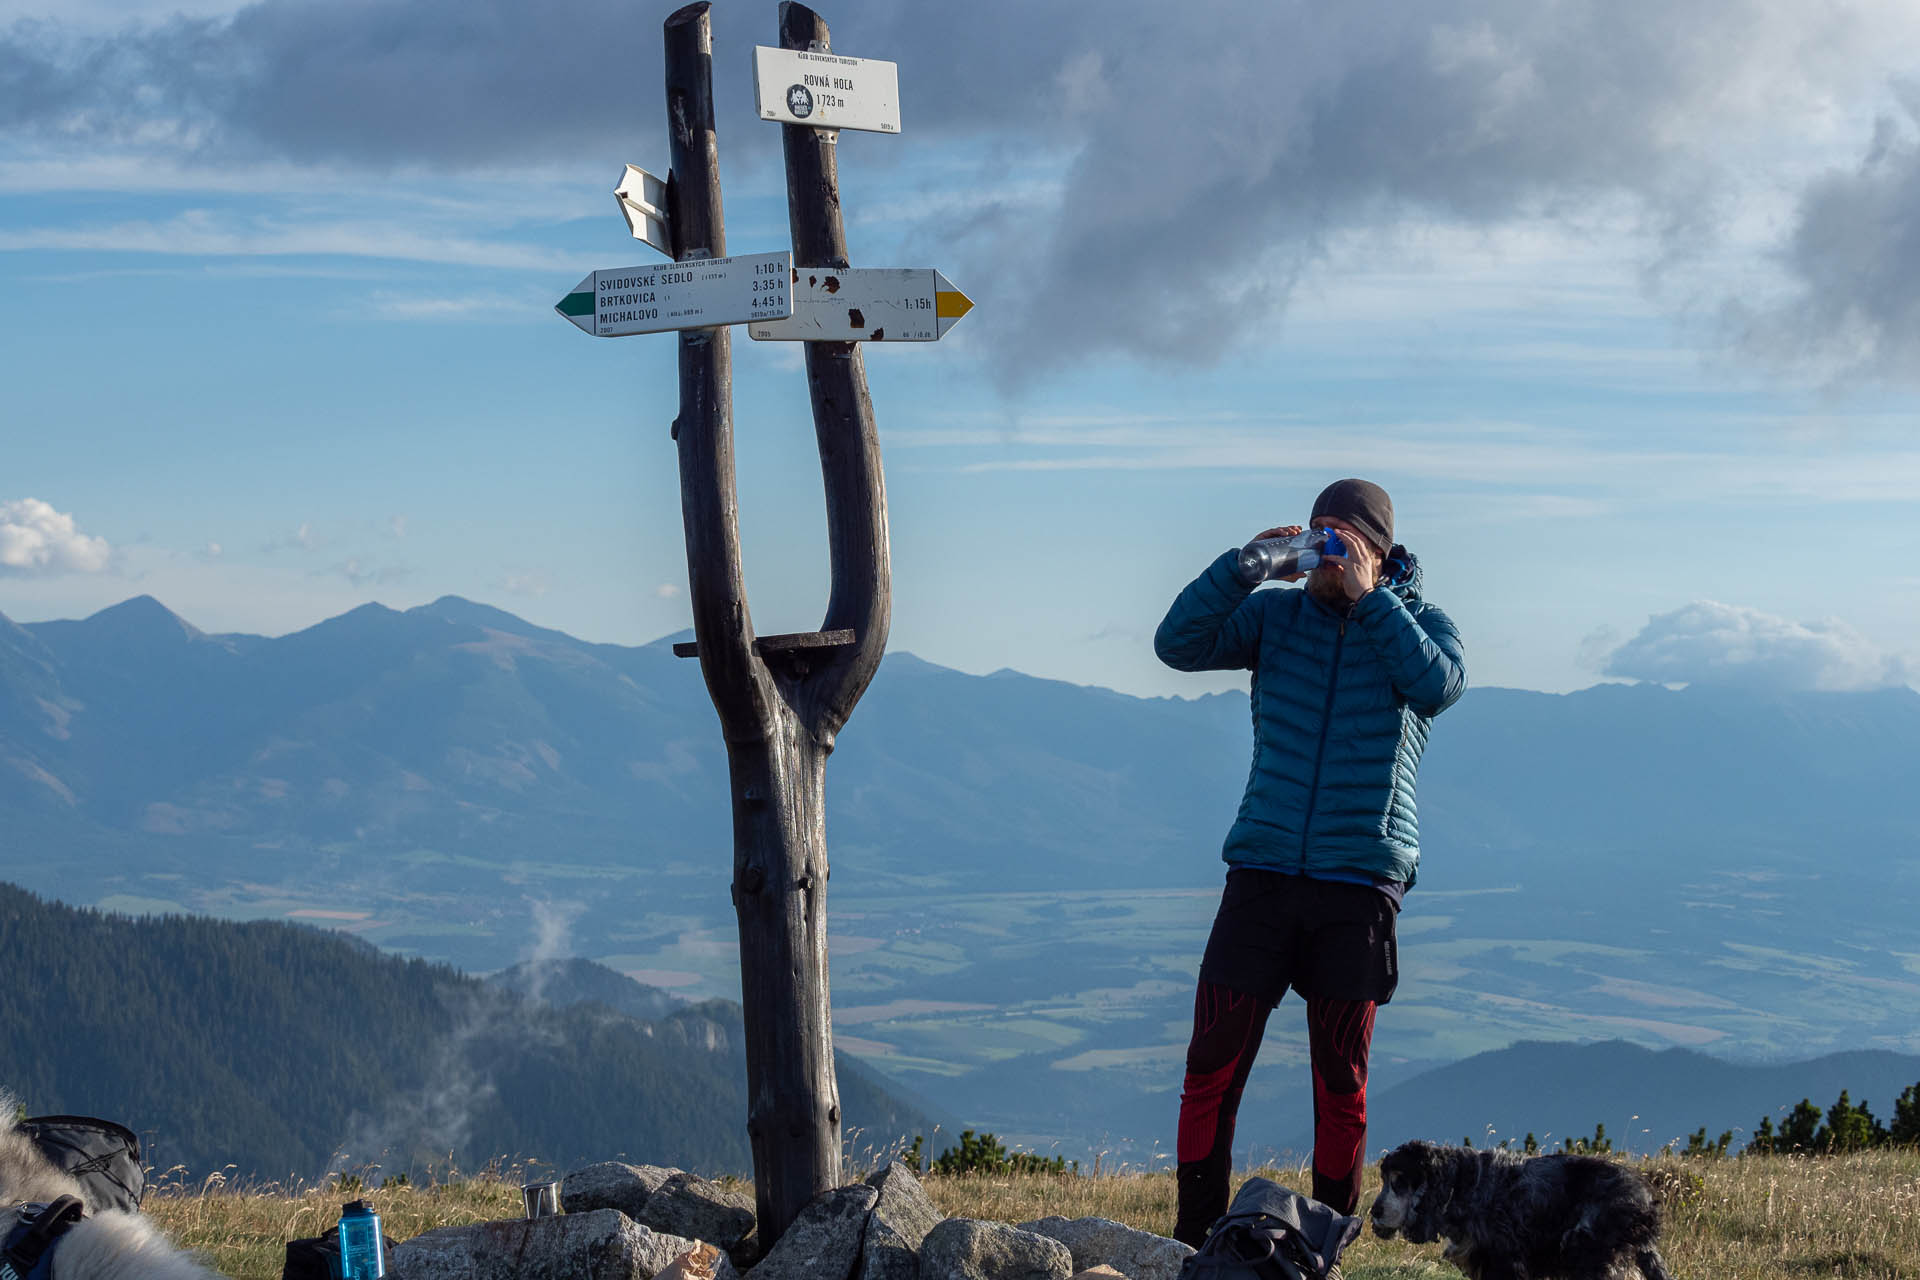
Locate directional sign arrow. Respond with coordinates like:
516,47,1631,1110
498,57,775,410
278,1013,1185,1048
614,163,672,258
747,268,972,343
555,251,792,338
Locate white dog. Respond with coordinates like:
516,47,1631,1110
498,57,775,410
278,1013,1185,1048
0,1105,221,1280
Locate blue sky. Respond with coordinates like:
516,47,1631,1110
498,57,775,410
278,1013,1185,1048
4,0,1919,699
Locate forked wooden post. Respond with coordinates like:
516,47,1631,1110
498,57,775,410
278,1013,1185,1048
662,0,891,1249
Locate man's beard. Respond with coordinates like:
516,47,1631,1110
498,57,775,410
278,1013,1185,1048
1306,567,1347,609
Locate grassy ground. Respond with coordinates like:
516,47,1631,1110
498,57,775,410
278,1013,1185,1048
147,1151,1920,1279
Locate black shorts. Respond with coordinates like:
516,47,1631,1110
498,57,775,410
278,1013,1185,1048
1198,867,1399,1006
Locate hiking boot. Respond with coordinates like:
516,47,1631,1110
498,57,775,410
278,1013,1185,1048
1173,1154,1229,1249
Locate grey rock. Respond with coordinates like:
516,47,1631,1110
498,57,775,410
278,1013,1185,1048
1015,1218,1191,1280
919,1219,1073,1280
563,1162,681,1219
747,1185,877,1280
858,1163,943,1280
389,1208,719,1280
640,1173,758,1252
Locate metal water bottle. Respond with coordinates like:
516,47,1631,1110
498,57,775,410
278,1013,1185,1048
338,1200,386,1279
1236,527,1348,584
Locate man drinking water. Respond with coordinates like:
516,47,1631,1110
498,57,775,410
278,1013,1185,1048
1154,478,1467,1244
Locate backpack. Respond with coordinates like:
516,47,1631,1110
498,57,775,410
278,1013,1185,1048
18,1116,145,1214
0,1195,86,1280
1177,1178,1361,1280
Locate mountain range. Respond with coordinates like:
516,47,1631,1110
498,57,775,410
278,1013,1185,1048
1312,1038,1920,1158
3,593,1917,1159
8,593,1916,891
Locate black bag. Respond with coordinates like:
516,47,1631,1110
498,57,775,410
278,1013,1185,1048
282,1232,341,1280
19,1116,145,1214
1177,1177,1361,1280
282,1227,400,1280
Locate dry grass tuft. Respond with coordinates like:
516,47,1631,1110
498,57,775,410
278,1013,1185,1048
145,1166,522,1279
143,1150,1920,1279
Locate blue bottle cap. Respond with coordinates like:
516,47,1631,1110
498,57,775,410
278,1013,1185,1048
1323,529,1347,558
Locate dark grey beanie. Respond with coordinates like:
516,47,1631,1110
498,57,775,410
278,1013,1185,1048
1310,478,1394,554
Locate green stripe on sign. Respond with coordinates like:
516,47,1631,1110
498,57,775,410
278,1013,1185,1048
557,291,595,317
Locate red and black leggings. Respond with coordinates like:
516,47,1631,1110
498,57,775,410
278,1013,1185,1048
1171,869,1397,1246
1174,984,1376,1241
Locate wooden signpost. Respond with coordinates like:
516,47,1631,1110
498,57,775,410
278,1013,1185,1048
557,1,968,1249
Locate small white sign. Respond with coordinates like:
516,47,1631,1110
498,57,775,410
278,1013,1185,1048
556,251,792,338
749,268,973,343
615,163,671,257
753,46,901,134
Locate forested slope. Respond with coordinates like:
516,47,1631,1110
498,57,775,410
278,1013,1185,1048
0,883,936,1180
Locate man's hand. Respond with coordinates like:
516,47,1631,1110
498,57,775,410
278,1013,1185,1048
1248,524,1307,582
1324,531,1382,602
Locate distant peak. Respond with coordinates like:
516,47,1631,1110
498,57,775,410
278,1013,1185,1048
414,596,519,625
278,601,406,643
874,650,937,672
409,597,581,646
646,627,696,650
81,595,203,642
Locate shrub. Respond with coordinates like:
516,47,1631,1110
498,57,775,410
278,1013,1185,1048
1894,1082,1920,1147
1682,1127,1732,1159
931,1130,1076,1176
1561,1123,1612,1155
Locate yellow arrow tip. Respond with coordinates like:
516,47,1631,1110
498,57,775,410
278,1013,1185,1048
936,289,973,320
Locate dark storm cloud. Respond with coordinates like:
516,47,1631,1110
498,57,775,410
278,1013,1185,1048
3,0,1913,380
1727,92,1920,383
0,1,1023,170
4,2,692,169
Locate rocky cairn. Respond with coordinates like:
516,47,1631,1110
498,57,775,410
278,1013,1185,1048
387,1160,1192,1280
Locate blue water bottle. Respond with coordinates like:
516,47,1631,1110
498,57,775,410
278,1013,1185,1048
338,1200,386,1279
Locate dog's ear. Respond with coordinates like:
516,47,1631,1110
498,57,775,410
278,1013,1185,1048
1416,1142,1450,1191
1450,1150,1480,1201
1399,1143,1450,1243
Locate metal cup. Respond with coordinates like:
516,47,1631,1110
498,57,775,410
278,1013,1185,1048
522,1181,560,1219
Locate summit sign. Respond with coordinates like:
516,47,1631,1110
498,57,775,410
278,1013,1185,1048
752,46,900,134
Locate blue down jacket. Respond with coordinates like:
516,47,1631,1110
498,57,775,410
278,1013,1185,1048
1154,546,1466,887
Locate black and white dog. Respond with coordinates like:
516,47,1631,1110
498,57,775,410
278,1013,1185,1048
0,1105,220,1280
1369,1140,1674,1280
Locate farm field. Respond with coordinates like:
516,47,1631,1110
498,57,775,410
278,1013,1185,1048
103,860,1920,1166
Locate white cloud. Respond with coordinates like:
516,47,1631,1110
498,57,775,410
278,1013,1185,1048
499,572,549,599
1603,600,1914,691
653,583,682,599
322,557,409,589
368,291,539,320
0,499,112,576
0,212,573,271
262,521,317,553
